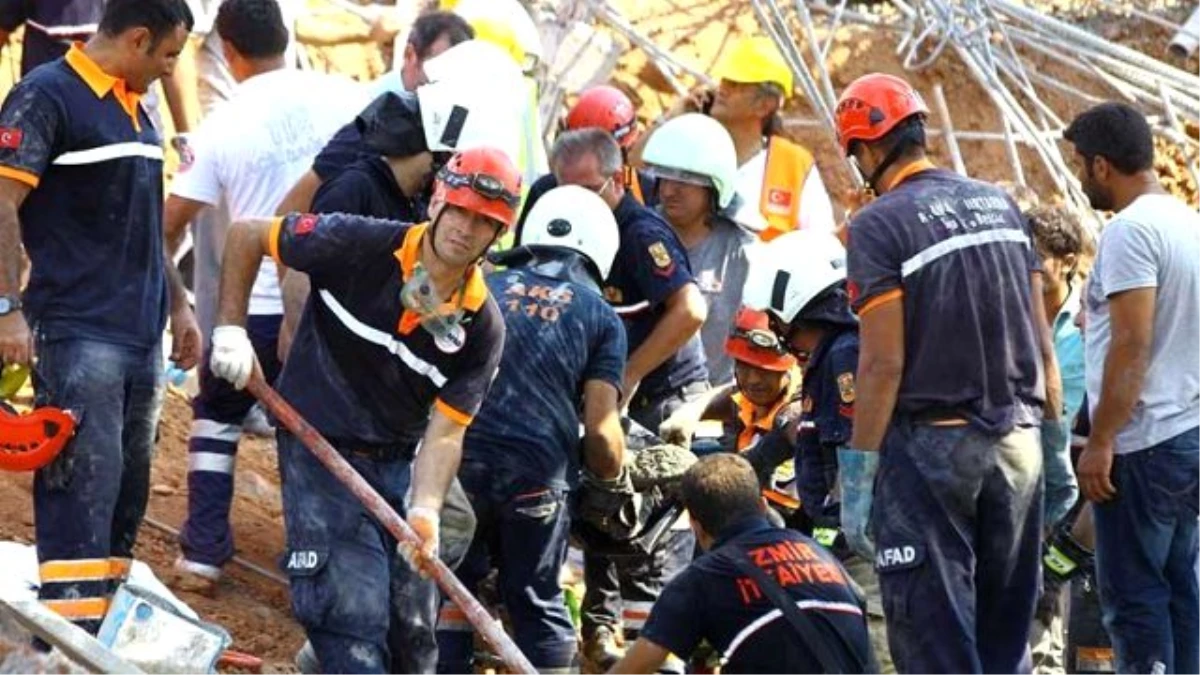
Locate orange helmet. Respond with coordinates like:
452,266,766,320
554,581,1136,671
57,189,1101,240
566,86,639,149
834,73,929,155
725,307,797,373
436,146,523,230
0,404,79,472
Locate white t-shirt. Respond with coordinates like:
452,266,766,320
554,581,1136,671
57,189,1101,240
732,146,836,235
1085,193,1200,454
171,68,369,315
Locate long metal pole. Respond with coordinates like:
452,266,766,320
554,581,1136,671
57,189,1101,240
246,374,537,675
932,84,967,176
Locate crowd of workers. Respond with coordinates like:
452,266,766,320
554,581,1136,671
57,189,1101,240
0,0,1196,674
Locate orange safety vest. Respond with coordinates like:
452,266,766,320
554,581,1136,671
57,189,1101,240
731,372,801,452
757,136,816,242
625,165,646,205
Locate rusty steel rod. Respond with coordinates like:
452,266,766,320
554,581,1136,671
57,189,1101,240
245,374,536,674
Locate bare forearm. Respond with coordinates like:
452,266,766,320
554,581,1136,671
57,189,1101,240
215,219,272,326
277,171,322,215
849,356,903,451
625,294,704,386
582,382,625,479
411,435,462,512
164,250,189,312
1090,338,1151,446
1031,273,1063,420
0,202,22,294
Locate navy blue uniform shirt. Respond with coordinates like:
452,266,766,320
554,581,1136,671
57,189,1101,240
270,214,504,451
605,193,707,398
311,154,423,222
0,45,166,347
464,265,626,488
846,168,1044,434
640,514,872,672
0,1,102,76
795,329,858,518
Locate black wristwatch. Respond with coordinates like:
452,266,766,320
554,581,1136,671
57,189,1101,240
0,294,22,316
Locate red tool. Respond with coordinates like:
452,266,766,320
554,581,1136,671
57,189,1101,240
245,373,535,674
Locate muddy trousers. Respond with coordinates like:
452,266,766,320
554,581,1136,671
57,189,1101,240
581,527,695,640
436,461,576,672
1094,427,1199,674
179,314,281,572
873,422,1043,673
278,430,433,674
32,336,164,633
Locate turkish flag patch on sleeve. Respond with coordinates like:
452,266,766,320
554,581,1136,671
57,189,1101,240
0,128,23,149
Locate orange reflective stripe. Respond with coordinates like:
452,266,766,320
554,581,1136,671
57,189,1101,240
732,370,800,452
43,597,110,620
108,557,132,581
267,216,284,264
39,558,111,583
628,167,645,205
758,136,815,242
435,398,473,426
0,165,39,188
857,288,903,318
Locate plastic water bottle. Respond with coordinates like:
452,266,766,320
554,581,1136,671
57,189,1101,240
165,361,189,387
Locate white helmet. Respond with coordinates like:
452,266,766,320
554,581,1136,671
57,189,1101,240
520,185,620,281
641,113,738,209
415,52,522,163
742,230,847,326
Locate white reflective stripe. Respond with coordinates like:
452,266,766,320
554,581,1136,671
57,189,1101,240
621,600,655,629
900,228,1031,278
52,143,164,166
317,289,447,387
27,21,98,36
189,452,236,474
723,599,863,663
191,419,242,442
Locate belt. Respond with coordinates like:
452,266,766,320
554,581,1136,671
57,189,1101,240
906,409,970,427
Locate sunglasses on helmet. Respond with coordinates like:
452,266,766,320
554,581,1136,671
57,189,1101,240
439,168,521,209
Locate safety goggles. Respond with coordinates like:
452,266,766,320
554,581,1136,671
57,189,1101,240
731,326,787,354
439,169,521,209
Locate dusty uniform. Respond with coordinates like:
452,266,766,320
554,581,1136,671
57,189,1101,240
171,69,366,578
268,214,504,673
438,259,626,672
640,515,873,672
583,194,703,647
847,167,1045,673
0,45,167,630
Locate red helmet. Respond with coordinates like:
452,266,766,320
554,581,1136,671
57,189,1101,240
0,404,78,472
834,73,929,155
725,308,797,373
436,146,523,230
566,86,639,149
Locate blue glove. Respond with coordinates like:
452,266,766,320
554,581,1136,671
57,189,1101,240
837,447,880,559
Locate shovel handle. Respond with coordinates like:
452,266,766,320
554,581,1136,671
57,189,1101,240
245,374,535,674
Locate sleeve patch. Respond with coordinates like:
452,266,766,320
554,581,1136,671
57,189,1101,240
837,372,856,403
0,128,22,149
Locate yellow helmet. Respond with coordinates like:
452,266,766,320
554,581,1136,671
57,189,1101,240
468,16,526,67
712,36,793,97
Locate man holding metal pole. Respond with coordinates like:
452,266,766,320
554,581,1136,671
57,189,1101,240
835,72,1061,673
208,146,518,673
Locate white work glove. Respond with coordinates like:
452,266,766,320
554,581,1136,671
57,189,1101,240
209,325,255,390
398,506,440,579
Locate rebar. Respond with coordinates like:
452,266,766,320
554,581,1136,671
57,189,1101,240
933,84,968,176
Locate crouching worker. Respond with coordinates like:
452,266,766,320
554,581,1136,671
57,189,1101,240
208,146,519,673
610,453,875,674
435,185,628,673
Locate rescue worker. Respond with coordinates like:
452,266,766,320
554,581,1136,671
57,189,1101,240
0,0,196,631
835,73,1061,673
0,0,105,76
366,10,475,98
609,453,874,674
208,146,518,673
547,128,706,668
517,84,656,240
162,0,369,590
642,113,754,386
633,36,835,240
742,229,894,672
436,186,628,673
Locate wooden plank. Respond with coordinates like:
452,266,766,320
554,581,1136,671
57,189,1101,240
0,599,143,674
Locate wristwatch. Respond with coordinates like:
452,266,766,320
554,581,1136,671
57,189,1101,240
0,294,22,316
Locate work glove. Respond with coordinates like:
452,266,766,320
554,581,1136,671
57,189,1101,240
837,448,880,559
209,326,255,390
398,505,440,579
578,465,641,540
